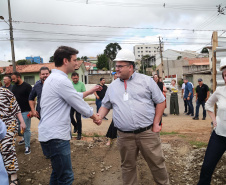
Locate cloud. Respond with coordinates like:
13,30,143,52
0,0,225,63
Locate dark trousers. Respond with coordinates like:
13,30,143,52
96,98,102,113
184,99,188,112
170,93,179,115
40,139,74,185
198,131,226,185
187,97,194,115
70,108,82,134
195,100,206,118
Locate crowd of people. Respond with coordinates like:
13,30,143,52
0,46,225,185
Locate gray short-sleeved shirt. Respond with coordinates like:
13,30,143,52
102,72,165,131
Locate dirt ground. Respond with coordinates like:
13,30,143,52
15,98,226,185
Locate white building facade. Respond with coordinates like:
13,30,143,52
133,44,163,60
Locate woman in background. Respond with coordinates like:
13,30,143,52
0,87,26,185
170,79,179,115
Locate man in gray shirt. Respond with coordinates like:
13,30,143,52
95,49,169,185
39,46,101,185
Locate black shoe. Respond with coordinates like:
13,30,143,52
184,111,187,113
77,134,81,140
163,113,167,117
193,117,199,120
74,127,77,133
191,114,194,117
202,117,206,120
103,117,108,120
186,113,190,115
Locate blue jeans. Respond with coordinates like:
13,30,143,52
40,139,74,185
96,98,102,113
187,97,194,115
18,111,31,147
195,100,206,118
197,131,226,185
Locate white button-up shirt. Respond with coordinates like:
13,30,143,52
102,72,165,131
38,69,93,142
205,86,226,137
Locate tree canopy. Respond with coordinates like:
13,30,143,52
49,56,54,63
201,47,209,54
17,59,32,65
104,43,122,61
97,54,109,70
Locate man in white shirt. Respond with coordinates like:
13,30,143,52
38,46,101,185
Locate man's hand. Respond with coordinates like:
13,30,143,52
205,98,208,102
152,124,161,133
20,121,26,134
32,110,40,118
187,97,190,100
91,114,102,125
91,85,103,94
96,95,100,99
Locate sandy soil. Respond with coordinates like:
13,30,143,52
15,96,226,185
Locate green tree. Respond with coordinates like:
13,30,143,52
16,59,31,65
81,56,88,61
97,54,109,70
49,56,54,63
201,47,209,54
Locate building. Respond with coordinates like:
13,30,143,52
0,60,87,86
133,44,163,60
26,56,43,64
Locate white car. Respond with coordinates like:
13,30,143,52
163,80,171,90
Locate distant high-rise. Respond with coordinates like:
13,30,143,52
26,56,43,64
133,44,164,60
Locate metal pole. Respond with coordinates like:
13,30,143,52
8,0,16,72
167,58,169,77
159,36,164,78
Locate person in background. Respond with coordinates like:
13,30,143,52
94,78,108,120
153,74,167,117
193,78,210,120
183,78,194,117
197,59,226,185
70,72,86,140
106,72,118,146
0,119,9,185
181,80,194,113
29,67,50,120
170,79,179,115
3,76,13,91
0,87,26,185
11,71,32,155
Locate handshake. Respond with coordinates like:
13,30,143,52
91,113,102,125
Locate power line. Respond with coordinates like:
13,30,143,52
12,20,226,32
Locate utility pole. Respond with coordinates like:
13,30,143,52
167,58,169,77
8,0,16,72
158,36,164,78
211,31,218,114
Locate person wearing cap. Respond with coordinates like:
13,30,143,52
197,59,226,185
95,49,169,184
193,78,209,120
183,78,194,116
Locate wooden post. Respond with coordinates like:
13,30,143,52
211,31,218,114
212,31,218,92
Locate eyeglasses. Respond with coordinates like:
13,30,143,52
115,65,130,69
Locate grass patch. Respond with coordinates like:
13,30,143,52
189,141,207,148
160,131,179,135
84,98,96,101
178,134,187,138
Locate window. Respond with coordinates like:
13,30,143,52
149,51,151,53
138,47,140,49
24,76,35,85
138,55,140,57
141,47,143,49
146,47,148,49
146,51,148,52
138,51,140,53
141,51,143,53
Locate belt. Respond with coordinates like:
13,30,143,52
117,125,152,134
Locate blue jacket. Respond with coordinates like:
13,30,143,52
184,82,193,99
29,80,43,117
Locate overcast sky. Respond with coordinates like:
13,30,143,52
0,0,225,63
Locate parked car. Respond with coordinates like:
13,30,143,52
163,80,171,90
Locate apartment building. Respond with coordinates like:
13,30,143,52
133,44,163,60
